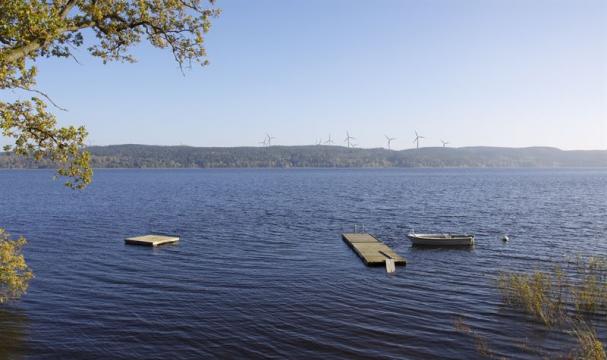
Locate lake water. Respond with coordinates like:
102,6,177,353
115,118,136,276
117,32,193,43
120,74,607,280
1,168,606,359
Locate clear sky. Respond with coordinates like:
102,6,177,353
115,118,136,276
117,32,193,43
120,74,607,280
14,0,607,149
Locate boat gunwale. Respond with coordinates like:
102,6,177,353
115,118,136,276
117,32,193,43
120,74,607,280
407,233,475,240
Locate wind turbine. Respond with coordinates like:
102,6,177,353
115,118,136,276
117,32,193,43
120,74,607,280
344,131,355,148
316,138,323,145
413,131,424,149
324,134,334,145
385,135,396,150
441,139,449,148
266,133,276,146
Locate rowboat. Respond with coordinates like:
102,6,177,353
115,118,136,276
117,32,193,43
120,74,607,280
407,233,475,247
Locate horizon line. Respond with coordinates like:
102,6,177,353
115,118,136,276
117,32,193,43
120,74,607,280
83,144,607,152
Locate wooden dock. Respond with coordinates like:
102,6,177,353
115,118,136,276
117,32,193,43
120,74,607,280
342,233,406,266
125,234,180,247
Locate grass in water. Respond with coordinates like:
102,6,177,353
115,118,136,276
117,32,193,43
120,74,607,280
453,317,495,359
497,268,566,325
572,257,607,314
495,256,606,359
498,256,607,324
572,322,606,360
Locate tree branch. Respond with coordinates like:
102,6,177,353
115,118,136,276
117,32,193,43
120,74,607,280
14,85,68,111
60,0,79,18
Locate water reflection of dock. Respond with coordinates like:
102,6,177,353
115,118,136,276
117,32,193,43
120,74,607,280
342,233,406,266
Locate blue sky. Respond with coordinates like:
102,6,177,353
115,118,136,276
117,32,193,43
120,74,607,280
15,0,607,149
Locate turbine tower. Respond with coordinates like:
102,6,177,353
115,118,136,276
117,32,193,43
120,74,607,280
413,131,424,149
344,131,355,148
258,138,267,147
440,139,449,148
266,133,276,147
324,134,334,145
385,135,396,150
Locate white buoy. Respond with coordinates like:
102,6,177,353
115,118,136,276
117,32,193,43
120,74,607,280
502,235,509,242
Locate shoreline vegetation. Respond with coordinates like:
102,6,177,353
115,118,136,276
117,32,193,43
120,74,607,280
1,144,606,169
457,256,607,359
0,229,33,304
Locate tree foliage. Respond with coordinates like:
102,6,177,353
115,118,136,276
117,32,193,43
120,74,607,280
0,229,33,304
1,0,220,188
0,0,219,303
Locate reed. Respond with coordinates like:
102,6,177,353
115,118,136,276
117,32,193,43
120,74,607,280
572,256,607,314
456,256,606,357
571,322,606,360
453,317,497,359
498,256,607,324
496,255,606,358
497,269,566,325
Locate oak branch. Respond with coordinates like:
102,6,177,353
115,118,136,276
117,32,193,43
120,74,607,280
0,0,220,188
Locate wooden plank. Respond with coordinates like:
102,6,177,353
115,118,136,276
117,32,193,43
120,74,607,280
341,233,379,243
342,233,406,266
125,234,180,247
386,258,396,273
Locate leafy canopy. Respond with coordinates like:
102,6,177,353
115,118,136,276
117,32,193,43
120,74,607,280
1,0,220,188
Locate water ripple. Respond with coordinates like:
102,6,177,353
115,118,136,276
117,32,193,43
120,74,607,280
0,168,605,359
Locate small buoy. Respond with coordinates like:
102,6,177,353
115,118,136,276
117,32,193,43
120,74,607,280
501,235,509,242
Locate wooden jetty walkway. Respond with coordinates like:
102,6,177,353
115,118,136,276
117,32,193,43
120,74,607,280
342,233,406,266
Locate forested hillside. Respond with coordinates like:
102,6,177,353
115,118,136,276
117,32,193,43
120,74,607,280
1,145,605,169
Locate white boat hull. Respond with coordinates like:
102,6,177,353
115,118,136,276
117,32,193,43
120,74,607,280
407,233,475,247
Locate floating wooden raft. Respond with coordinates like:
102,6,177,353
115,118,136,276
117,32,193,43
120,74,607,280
125,234,180,247
342,233,406,266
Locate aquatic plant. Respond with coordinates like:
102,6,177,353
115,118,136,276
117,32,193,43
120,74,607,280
571,321,606,360
498,257,607,325
453,317,496,359
572,257,607,314
497,269,566,326
496,256,606,358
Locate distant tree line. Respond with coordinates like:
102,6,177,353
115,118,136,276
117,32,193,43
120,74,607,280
1,145,606,169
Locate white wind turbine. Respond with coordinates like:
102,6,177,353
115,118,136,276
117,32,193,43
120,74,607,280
344,131,355,148
265,133,276,146
385,135,396,150
413,131,424,149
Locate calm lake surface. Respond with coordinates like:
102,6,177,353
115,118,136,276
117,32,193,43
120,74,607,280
1,168,606,359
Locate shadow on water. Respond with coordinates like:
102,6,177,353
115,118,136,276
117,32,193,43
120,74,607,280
0,307,29,360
